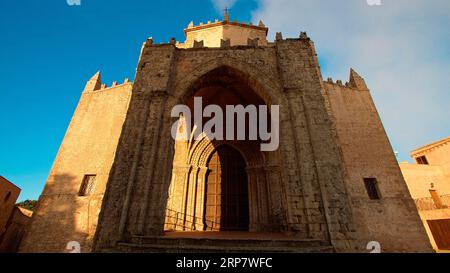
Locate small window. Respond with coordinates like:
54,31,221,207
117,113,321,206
4,191,11,203
364,178,381,200
416,156,429,165
79,175,96,196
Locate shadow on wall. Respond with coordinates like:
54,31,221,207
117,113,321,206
0,206,32,253
19,173,91,253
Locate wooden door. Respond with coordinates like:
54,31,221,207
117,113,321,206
427,219,450,250
204,145,249,231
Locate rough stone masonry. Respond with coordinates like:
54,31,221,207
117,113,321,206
20,12,432,253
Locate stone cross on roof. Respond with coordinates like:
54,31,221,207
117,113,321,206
223,7,230,22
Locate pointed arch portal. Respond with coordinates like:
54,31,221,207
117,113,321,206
164,65,286,233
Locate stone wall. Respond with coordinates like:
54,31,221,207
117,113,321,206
418,209,450,252
323,77,432,252
222,24,268,46
0,176,20,238
411,137,450,166
274,36,357,251
181,21,268,48
19,80,132,253
400,137,450,252
410,137,450,179
93,35,359,252
0,207,32,252
400,163,449,199
20,30,432,253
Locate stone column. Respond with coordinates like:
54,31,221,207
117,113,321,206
264,165,286,231
195,167,209,230
185,166,200,231
246,167,259,231
166,165,191,231
255,167,270,231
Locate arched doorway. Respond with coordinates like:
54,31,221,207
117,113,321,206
204,145,249,231
164,65,286,233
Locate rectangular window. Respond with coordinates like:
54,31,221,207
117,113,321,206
364,178,381,200
416,156,429,165
79,175,96,196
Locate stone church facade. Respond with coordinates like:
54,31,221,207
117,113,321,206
20,13,431,253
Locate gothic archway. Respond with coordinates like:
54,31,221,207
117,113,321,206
164,65,287,233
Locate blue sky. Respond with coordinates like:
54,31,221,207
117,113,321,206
0,0,449,202
253,0,449,161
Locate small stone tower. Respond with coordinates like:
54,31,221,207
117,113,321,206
179,10,268,48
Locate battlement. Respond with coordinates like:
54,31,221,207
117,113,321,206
324,77,352,88
142,31,313,50
84,71,133,93
185,18,268,35
174,10,269,48
323,68,369,91
100,78,132,91
185,8,267,34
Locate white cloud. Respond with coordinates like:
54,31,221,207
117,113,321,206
252,0,450,161
66,0,81,6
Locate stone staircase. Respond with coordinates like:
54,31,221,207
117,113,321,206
108,234,335,253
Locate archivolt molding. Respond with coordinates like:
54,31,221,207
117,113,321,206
166,57,284,112
187,135,264,168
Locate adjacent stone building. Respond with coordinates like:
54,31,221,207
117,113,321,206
0,176,21,238
20,12,431,253
0,176,33,253
0,206,33,252
400,136,450,252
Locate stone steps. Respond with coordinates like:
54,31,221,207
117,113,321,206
107,235,335,253
114,242,334,253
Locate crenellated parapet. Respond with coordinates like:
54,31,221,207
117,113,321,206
83,71,133,93
185,18,267,33
323,69,369,91
184,9,268,37
176,10,269,48
143,26,321,52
